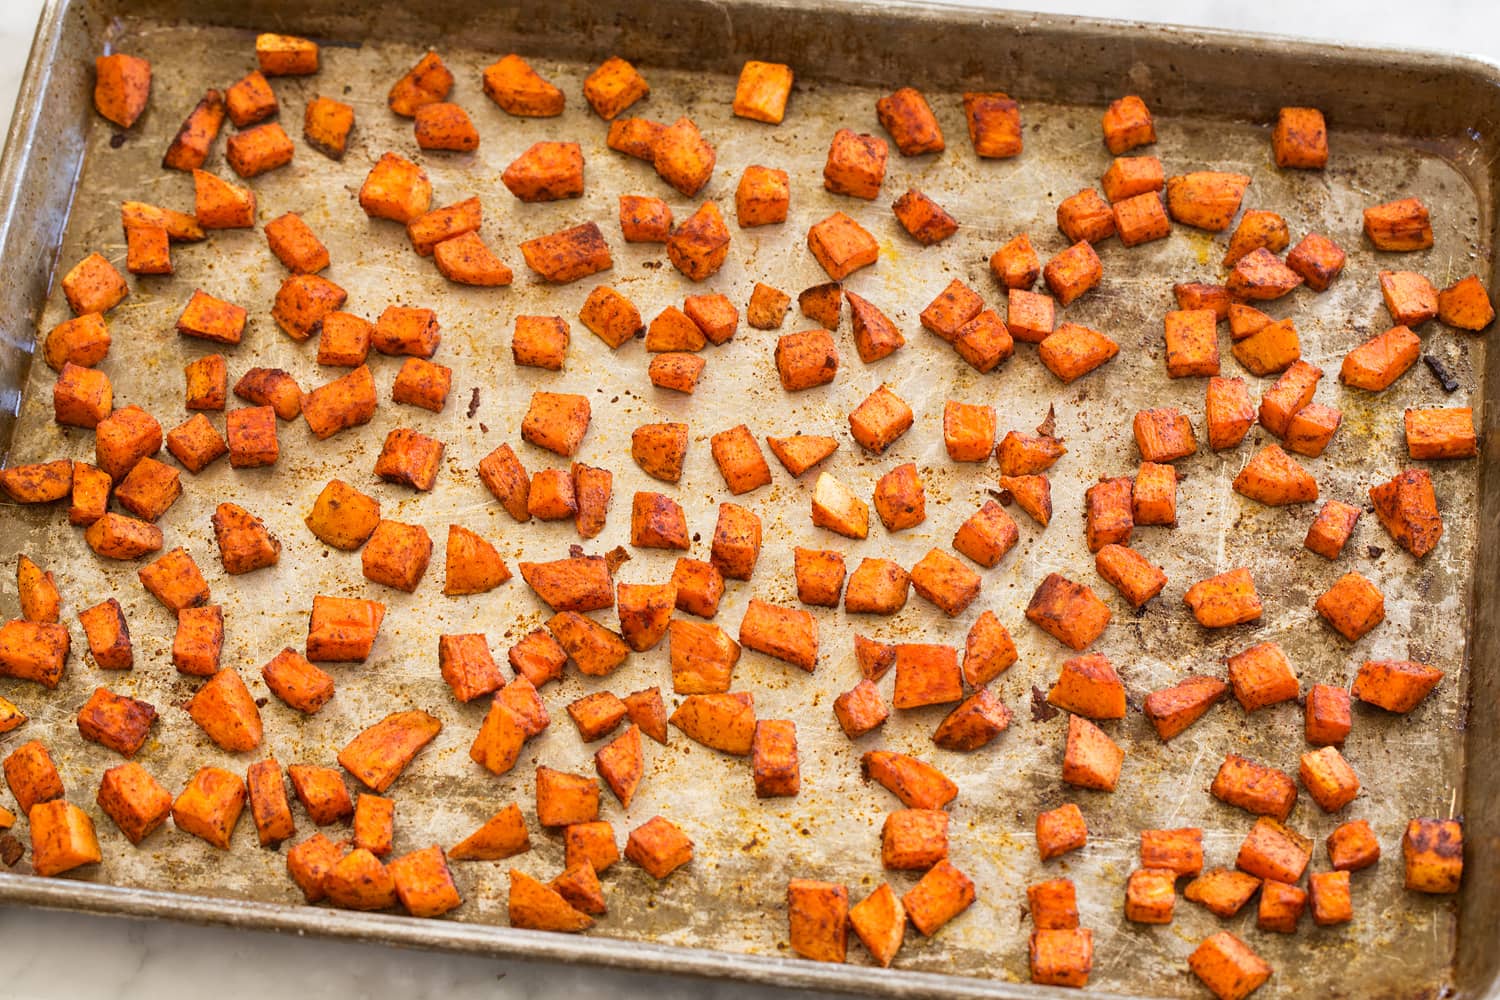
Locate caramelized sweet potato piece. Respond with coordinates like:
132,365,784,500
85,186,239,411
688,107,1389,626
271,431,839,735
1403,818,1463,893
1353,659,1443,713
1184,567,1262,628
1026,574,1111,650
861,750,957,810
1364,197,1432,251
1144,676,1227,741
1369,469,1442,558
1190,932,1271,1000
338,711,441,792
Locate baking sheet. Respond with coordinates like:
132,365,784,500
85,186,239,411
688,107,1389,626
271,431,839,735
0,2,1490,997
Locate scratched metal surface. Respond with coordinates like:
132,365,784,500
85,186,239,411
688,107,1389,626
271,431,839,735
0,1,1491,998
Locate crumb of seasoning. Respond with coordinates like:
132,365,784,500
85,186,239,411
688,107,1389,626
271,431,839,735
467,387,481,419
254,697,269,708
109,132,126,148
479,422,488,434
1367,546,1384,559
1030,686,1059,722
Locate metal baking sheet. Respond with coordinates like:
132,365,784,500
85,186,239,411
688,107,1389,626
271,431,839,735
1,1,1497,997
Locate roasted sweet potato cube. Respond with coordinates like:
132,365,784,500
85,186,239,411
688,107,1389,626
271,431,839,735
480,53,563,116
933,688,1012,751
305,478,381,551
625,814,693,879
1283,402,1341,458
1125,868,1177,924
186,668,262,753
324,847,399,911
652,117,717,198
989,234,1040,292
1258,878,1307,935
1434,274,1494,332
1265,105,1329,168
1102,94,1154,154
15,558,62,630
522,391,591,457
1057,188,1116,244
77,599,129,671
284,833,345,901
881,809,948,871
1285,231,1345,292
306,595,385,663
44,313,111,371
94,51,150,128
664,201,729,282
261,213,329,275
808,211,878,281
892,644,962,709
775,328,839,391
1102,155,1164,203
360,519,433,593
960,90,1021,157
726,164,791,229
1404,818,1463,893
706,505,760,586
1353,659,1443,713
615,583,675,653
594,724,645,804
171,604,223,676
1183,869,1261,918
61,252,128,317
792,547,845,608
1094,543,1167,609
872,87,943,156
629,491,688,550
1228,247,1303,301
874,463,926,532
338,711,441,794
501,141,581,203
4,740,64,813
784,878,849,964
357,152,432,224
125,224,171,275
1162,309,1220,378
1232,317,1301,377
1084,476,1133,552
68,461,111,525
997,430,1065,476
273,274,346,342
1062,714,1123,791
411,101,478,152
1327,819,1379,871
1133,828,1202,879
387,51,453,117
1380,269,1439,327
51,362,112,429
892,188,958,245
1300,745,1360,813
1165,171,1251,232
902,860,974,937
506,630,565,689
833,679,888,739
1299,684,1352,748
1403,406,1477,460
1047,653,1126,720
1185,567,1262,628
225,122,294,178
952,501,1018,570
749,719,799,798
844,558,910,615
1370,468,1443,557
193,169,256,229
226,405,278,469
919,279,983,343
509,868,592,932
84,512,162,561
303,95,354,159
1364,197,1432,251
1026,574,1111,650
1143,676,1228,741
172,766,245,850
733,59,792,122
1307,870,1353,926
27,799,101,877
669,619,738,692
797,283,842,332
1030,928,1093,988
468,698,526,776
909,549,980,617
407,198,482,257
1039,322,1118,382
648,353,704,393
739,599,818,673
1113,190,1170,246
137,546,210,612
952,309,1012,372
288,764,354,825
1189,931,1272,1000
96,761,172,845
259,646,334,715
1226,641,1297,712
233,368,303,422
1175,283,1231,320
1203,376,1255,452
1224,210,1289,266
1126,462,1175,526
548,612,631,677
519,554,614,614
1034,804,1088,862
389,844,462,918
861,750,956,810
1237,817,1312,884
604,116,662,161
93,405,162,484
846,385,911,455
1213,754,1296,820
1131,409,1195,467
1314,571,1385,642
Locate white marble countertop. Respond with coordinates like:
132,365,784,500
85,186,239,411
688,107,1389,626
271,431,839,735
0,2,1495,998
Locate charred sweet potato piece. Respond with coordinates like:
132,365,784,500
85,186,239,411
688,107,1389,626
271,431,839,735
306,595,385,663
522,222,613,284
1143,676,1227,741
1285,232,1345,291
1326,819,1379,872
892,187,958,246
303,95,354,159
1026,574,1111,650
77,598,130,671
1370,469,1443,558
1213,754,1296,820
1258,878,1306,930
1404,818,1463,893
1364,197,1432,251
630,491,689,550
519,555,613,613
1227,247,1302,301
933,689,1011,751
857,637,897,682
616,583,675,653
97,761,173,845
874,463,926,532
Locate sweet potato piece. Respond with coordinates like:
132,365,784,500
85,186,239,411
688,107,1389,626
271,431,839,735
225,405,278,469
836,558,907,616
96,761,172,845
612,583,674,654
988,235,1040,293
171,604,223,677
952,501,1018,569
1283,402,1341,458
388,50,453,117
94,52,150,128
323,847,399,911
521,391,591,456
1212,754,1296,820
1307,870,1353,927
1404,818,1463,893
833,679,888,739
1370,468,1443,558
476,52,562,116
4,740,64,814
919,279,983,343
797,283,842,332
1267,105,1328,168
820,128,888,200
861,750,957,810
1100,155,1164,204
1353,659,1443,713
1190,932,1272,1000
303,95,354,159
1260,880,1308,932
76,599,129,671
1404,406,1477,460
1222,641,1297,713
1314,571,1385,642
1239,818,1313,884
705,502,761,583
1227,247,1303,301
192,169,255,229
1143,676,1227,741
807,211,879,281
233,368,303,422
357,152,433,224
1132,408,1195,465
1184,869,1260,918
749,719,799,798
184,668,260,753
499,141,581,203
1062,714,1124,791
262,212,329,275
386,844,462,918
51,362,112,429
532,768,600,831
872,87,943,157
432,231,511,285
629,491,689,550
1380,270,1439,326
1129,461,1176,526
338,711,440,794
1138,828,1203,878
891,188,958,246
1231,317,1301,377
1175,283,1231,320
44,313,110,371
1113,190,1170,246
902,860,975,937
355,795,398,859
1300,684,1353,748
1364,197,1432,251
371,305,440,359
1165,171,1250,232
125,224,171,275
306,596,384,664
1435,274,1494,331
1030,928,1093,988
1102,94,1154,154
27,799,101,878
874,463,926,532
790,548,844,608
304,479,380,551
1326,819,1380,872
1162,309,1220,378
881,809,948,871
668,618,739,692
60,252,127,317
93,405,160,484
1224,210,1289,267
508,869,592,933
1300,746,1360,812
907,549,978,617
1084,476,1133,552
1284,231,1346,292
469,698,526,776
259,646,335,715
565,692,627,744
667,691,755,755
1256,361,1321,440
725,164,792,230
1047,654,1126,720
274,274,346,341
1233,445,1318,506
1052,188,1112,246
136,547,210,612
411,101,478,152
519,555,613,614
547,611,630,677
933,688,1012,751
1094,543,1167,609
171,766,245,850
360,519,432,592
225,121,294,178
1124,868,1177,924
1184,567,1262,629
1035,804,1088,862
284,832,344,902
14,556,58,625
211,501,280,575
1039,322,1118,382
406,197,481,258
288,764,354,826
652,117,717,198
997,430,1066,476
890,643,962,710
1026,574,1111,651
856,638,897,679
175,290,246,346
84,513,162,561
740,599,818,673
68,461,111,525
